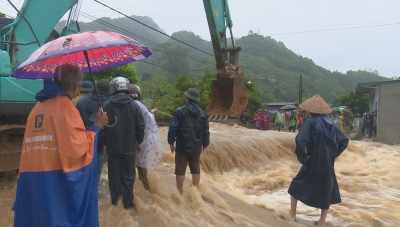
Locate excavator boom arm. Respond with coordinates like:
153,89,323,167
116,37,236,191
202,0,248,119
2,0,78,65
203,0,234,69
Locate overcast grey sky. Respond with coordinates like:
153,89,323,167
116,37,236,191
1,0,399,77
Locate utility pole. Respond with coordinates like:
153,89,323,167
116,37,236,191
298,74,303,105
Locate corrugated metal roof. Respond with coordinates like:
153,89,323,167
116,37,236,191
357,80,400,93
264,102,297,106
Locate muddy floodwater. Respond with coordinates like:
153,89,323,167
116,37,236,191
207,125,400,227
1,123,399,227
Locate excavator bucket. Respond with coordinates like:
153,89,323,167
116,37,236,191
208,77,248,119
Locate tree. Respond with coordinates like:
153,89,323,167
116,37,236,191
161,45,191,77
336,92,369,114
0,12,5,18
139,72,214,122
89,64,139,83
246,81,262,116
197,72,213,109
140,75,178,116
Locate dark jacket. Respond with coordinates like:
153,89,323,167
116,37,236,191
76,94,109,129
104,93,145,156
288,116,349,209
168,101,210,153
76,94,109,155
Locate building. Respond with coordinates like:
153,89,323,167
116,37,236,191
264,102,297,112
357,80,400,144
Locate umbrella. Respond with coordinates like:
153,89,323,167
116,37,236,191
333,106,346,113
280,104,297,111
13,31,152,79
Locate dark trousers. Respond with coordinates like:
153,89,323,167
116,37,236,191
107,155,136,209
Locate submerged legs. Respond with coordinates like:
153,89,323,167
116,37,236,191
289,197,328,226
317,209,329,226
176,174,200,194
192,174,200,187
176,175,185,194
290,196,297,221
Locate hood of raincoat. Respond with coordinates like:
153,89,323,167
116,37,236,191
314,116,338,143
109,93,133,105
185,101,204,118
35,79,65,102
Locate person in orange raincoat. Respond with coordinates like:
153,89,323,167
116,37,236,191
13,64,108,227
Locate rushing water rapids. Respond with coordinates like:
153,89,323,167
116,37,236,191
1,123,399,227
205,124,400,227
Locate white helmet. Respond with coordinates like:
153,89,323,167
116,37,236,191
128,84,141,99
109,76,130,94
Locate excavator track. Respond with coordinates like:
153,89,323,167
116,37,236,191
0,125,24,172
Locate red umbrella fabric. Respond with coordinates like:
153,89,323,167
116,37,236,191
13,31,152,79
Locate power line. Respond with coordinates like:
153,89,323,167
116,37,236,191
92,0,213,56
79,12,190,74
138,61,174,73
79,11,211,72
79,13,176,73
269,21,400,37
80,11,162,49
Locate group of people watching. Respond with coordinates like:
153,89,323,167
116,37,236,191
361,111,377,138
251,109,304,132
13,64,210,227
12,64,349,227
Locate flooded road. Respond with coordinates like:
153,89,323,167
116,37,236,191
205,124,400,227
1,123,399,227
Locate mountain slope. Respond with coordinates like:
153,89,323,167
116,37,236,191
77,17,387,102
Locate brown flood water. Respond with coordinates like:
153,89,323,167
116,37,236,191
205,124,400,227
1,123,399,227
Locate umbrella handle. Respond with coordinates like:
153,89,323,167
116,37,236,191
84,50,103,109
83,50,92,75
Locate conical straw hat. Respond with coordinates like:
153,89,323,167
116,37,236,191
300,95,332,114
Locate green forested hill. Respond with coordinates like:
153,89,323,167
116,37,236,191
236,33,386,102
78,17,386,102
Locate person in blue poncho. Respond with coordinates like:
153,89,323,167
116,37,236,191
288,95,349,227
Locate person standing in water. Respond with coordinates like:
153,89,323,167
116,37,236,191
128,84,163,191
288,95,349,226
104,76,145,209
168,88,210,194
13,64,108,227
76,79,110,188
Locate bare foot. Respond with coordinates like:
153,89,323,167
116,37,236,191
314,221,327,227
